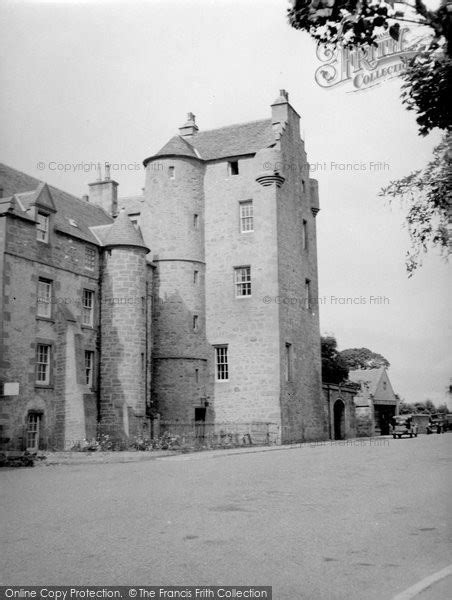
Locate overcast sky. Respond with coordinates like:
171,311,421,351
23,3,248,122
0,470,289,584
1,0,450,408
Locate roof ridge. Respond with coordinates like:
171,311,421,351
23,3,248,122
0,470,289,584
0,162,112,220
195,117,271,135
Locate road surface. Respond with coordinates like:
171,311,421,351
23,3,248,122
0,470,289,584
1,435,451,599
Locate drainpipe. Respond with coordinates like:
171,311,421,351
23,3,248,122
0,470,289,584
145,279,149,425
326,384,332,440
96,251,104,435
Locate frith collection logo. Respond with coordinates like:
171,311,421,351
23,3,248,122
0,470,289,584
315,28,418,91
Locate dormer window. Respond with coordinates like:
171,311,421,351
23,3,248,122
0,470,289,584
228,161,239,176
36,212,49,243
129,213,140,229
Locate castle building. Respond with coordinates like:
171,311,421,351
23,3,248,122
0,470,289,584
0,91,326,450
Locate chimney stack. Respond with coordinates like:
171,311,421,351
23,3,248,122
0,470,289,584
271,89,300,132
179,112,199,138
88,163,118,216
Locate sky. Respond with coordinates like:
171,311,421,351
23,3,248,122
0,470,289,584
1,0,450,408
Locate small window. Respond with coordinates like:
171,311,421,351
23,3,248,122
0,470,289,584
168,166,175,179
193,270,199,284
82,289,94,326
285,343,293,382
36,212,49,243
84,246,96,271
195,368,199,384
85,351,94,387
193,315,199,331
37,278,52,318
240,200,253,233
302,180,306,193
129,214,140,229
193,214,199,229
305,279,311,310
141,353,145,373
234,266,251,297
228,161,239,176
36,344,51,385
302,220,308,250
215,346,229,381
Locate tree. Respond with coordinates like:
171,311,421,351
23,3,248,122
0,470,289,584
380,135,451,274
321,335,349,383
340,347,390,370
287,0,452,273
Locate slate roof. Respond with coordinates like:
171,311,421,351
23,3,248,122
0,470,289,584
119,194,145,215
0,163,113,245
193,119,275,160
145,118,275,164
102,209,149,251
152,135,199,160
348,368,385,396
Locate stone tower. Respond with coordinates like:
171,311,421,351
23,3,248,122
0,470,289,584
140,123,212,423
99,209,150,437
139,92,326,442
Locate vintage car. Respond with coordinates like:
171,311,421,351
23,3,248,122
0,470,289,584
392,415,418,439
426,414,446,434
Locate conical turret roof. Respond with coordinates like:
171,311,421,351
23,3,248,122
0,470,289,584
151,135,199,160
103,208,149,252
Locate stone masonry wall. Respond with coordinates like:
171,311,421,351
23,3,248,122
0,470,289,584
143,157,211,423
204,156,281,426
275,107,326,442
99,246,147,437
0,215,99,450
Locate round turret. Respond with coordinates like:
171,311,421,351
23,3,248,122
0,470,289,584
141,144,210,423
99,210,150,438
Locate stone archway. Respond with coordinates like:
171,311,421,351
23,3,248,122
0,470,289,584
333,399,345,440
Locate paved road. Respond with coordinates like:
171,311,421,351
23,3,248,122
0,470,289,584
1,435,451,599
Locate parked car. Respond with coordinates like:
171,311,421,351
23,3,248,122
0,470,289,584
392,415,418,439
426,414,446,434
446,414,452,431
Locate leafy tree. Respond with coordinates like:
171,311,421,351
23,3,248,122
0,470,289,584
380,135,451,274
398,400,416,414
287,0,452,273
340,347,390,370
321,335,349,383
399,399,448,414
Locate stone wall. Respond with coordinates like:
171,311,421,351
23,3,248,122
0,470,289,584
323,383,358,440
143,156,212,423
204,156,281,427
0,215,100,449
275,103,326,442
99,246,148,437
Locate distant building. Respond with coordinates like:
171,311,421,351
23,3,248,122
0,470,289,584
0,91,327,450
348,367,398,436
